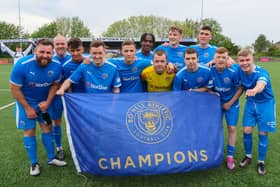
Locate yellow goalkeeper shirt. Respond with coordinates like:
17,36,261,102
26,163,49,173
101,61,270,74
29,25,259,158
141,66,175,92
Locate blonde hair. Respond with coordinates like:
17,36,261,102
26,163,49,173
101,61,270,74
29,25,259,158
238,49,253,57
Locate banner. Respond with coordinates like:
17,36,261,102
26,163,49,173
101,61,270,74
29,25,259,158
63,91,223,176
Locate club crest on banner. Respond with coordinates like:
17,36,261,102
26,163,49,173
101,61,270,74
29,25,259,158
126,101,173,144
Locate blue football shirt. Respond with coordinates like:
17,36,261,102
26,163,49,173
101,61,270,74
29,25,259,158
10,56,61,103
173,64,211,91
108,57,151,93
70,61,121,93
62,58,85,93
154,44,187,70
188,44,217,65
136,49,153,61
238,65,274,102
208,66,240,104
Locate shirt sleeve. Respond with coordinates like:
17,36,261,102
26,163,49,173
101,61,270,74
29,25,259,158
113,69,122,88
9,63,24,86
173,75,182,91
69,65,83,84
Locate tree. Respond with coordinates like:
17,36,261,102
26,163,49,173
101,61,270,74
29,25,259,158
0,21,20,39
199,18,239,55
69,17,91,38
102,15,184,39
200,18,222,34
253,34,271,54
267,45,280,57
211,33,240,55
0,21,31,57
182,19,200,38
31,22,58,38
103,16,239,54
31,17,91,38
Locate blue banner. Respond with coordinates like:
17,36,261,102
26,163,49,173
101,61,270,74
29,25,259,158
63,91,223,176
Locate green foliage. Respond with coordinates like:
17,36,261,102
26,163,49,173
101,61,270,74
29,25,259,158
182,18,200,38
0,21,20,39
102,15,183,39
201,18,222,33
211,33,240,55
253,34,271,53
31,17,91,38
69,17,91,38
103,16,239,55
31,22,58,38
201,18,240,55
267,45,280,57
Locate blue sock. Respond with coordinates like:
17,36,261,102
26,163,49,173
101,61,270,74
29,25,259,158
243,133,252,156
41,132,55,161
227,144,236,157
258,134,268,162
23,136,38,164
53,125,62,148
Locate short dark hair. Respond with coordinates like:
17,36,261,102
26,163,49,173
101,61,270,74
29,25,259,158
121,40,136,48
36,39,54,48
140,33,155,44
90,40,106,48
184,48,198,57
200,25,212,32
68,38,82,49
153,50,167,60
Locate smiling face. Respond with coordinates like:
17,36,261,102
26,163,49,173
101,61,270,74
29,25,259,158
168,29,182,47
238,54,254,74
214,52,228,71
90,46,106,66
54,35,67,57
34,43,53,67
140,34,154,54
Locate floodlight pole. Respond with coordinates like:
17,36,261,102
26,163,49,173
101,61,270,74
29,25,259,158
200,0,204,25
18,0,22,48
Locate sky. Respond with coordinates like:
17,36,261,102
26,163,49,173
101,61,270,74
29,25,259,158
0,0,279,47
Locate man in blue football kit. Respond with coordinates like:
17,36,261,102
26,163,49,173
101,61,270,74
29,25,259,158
56,41,121,94
173,48,210,92
237,49,276,175
53,34,71,65
108,40,152,93
154,26,187,70
10,39,67,176
49,35,72,160
208,47,243,170
61,38,86,93
136,33,155,61
188,26,217,65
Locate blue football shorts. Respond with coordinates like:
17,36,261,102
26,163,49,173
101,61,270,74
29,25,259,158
242,99,276,132
48,95,63,120
223,102,240,126
15,101,46,130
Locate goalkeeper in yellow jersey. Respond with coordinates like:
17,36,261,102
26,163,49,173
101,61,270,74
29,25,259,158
141,50,176,92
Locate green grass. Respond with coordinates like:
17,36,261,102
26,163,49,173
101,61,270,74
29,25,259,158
0,63,280,187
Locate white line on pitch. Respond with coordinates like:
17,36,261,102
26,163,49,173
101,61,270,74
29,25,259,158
0,102,15,111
